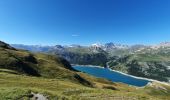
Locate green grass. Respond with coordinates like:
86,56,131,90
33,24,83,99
0,69,170,100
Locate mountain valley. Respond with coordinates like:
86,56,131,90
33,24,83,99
0,41,169,99
12,42,170,83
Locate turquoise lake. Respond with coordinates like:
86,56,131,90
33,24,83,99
73,65,150,87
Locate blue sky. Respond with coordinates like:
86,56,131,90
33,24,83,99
0,0,170,45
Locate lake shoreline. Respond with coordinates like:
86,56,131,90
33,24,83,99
72,64,170,86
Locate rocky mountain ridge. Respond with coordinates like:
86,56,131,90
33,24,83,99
11,42,170,53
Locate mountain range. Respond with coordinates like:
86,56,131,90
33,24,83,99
11,42,170,83
11,42,170,55
0,40,170,99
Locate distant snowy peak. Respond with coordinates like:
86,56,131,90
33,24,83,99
91,42,129,50
158,42,170,47
91,43,103,48
104,42,129,50
150,42,170,49
11,41,170,54
89,43,104,53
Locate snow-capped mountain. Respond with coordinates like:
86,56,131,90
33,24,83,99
150,42,170,49
11,41,170,55
158,42,170,47
104,42,129,50
91,43,103,48
11,42,170,71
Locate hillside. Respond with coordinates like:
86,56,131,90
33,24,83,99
1,70,170,100
1,41,102,87
108,45,170,83
1,41,170,99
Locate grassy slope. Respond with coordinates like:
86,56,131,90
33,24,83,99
0,46,94,86
0,70,170,100
0,43,170,99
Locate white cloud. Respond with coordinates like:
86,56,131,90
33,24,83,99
71,34,79,37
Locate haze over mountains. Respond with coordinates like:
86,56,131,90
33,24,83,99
12,42,170,53
11,42,170,60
